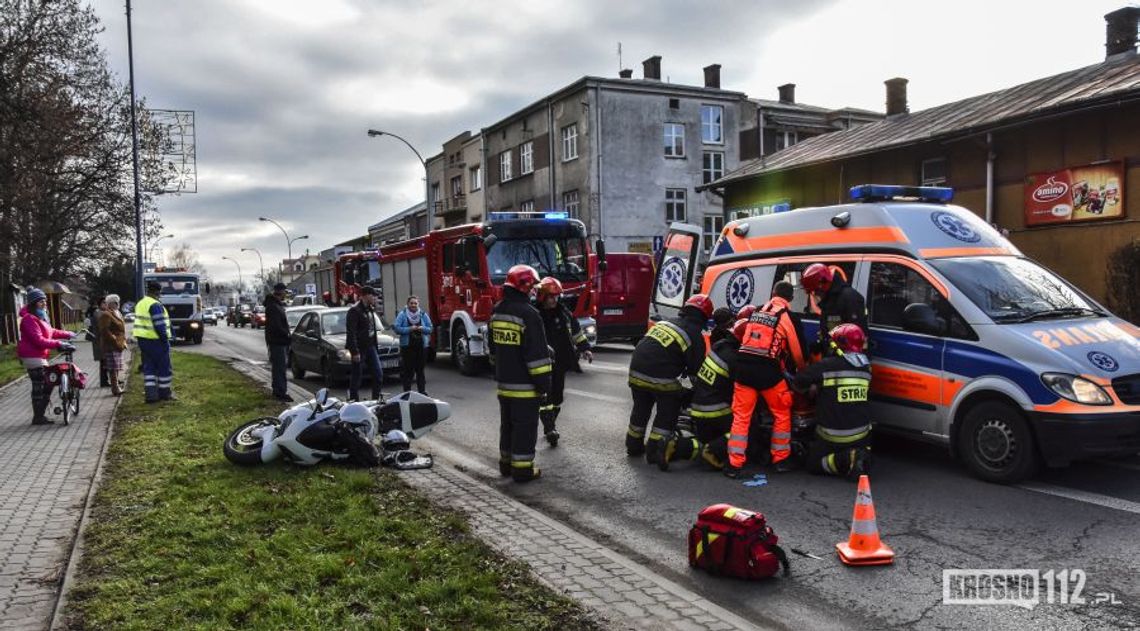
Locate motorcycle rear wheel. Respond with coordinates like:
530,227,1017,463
223,417,279,465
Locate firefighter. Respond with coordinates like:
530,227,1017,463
726,281,806,477
674,317,747,470
707,307,736,346
792,324,873,479
801,263,868,353
627,294,710,470
534,277,592,447
134,280,175,403
490,265,552,483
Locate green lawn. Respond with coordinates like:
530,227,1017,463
0,344,24,387
65,351,599,631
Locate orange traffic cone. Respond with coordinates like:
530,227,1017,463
835,474,894,566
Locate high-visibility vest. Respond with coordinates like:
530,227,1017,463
134,296,168,340
738,302,788,359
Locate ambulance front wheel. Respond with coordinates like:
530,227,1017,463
958,401,1039,484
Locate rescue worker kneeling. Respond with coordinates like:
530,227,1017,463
490,265,552,483
627,294,710,470
726,282,806,477
791,324,873,480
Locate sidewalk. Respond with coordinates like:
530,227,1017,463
0,342,125,631
227,360,767,631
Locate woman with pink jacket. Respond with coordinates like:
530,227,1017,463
17,288,77,425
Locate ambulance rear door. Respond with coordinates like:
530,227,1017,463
651,222,702,321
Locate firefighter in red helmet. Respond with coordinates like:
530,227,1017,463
791,323,873,480
726,281,806,477
489,265,551,482
534,276,592,447
626,293,710,470
801,263,868,353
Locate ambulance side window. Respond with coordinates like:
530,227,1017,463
772,262,856,319
868,262,973,339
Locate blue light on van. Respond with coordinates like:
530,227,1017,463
543,211,569,220
489,211,570,220
849,184,954,204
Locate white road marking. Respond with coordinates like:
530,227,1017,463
564,388,628,405
1017,482,1140,516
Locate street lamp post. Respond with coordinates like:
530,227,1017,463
259,216,305,284
367,129,431,230
145,233,175,265
221,256,243,302
241,247,264,293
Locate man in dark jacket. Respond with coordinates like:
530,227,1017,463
626,294,711,470
801,263,868,354
490,265,551,483
264,283,293,402
346,286,383,401
534,277,592,447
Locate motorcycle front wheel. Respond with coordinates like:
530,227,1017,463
223,417,279,465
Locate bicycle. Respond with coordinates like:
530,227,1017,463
45,341,86,425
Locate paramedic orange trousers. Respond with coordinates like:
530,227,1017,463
728,377,792,468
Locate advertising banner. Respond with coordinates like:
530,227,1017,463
1024,161,1124,226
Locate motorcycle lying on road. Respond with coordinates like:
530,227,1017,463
223,389,451,468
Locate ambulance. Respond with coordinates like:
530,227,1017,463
654,184,1140,483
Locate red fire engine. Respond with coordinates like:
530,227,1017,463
332,250,383,305
376,212,602,375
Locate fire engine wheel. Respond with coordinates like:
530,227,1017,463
452,326,480,376
958,401,1039,484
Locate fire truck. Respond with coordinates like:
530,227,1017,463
376,211,602,375
331,250,383,305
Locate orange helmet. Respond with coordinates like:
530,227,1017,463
801,263,834,293
536,276,563,299
685,294,714,319
830,323,866,353
736,304,757,321
505,265,539,293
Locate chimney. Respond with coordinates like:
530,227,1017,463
642,55,661,81
777,83,796,104
619,68,633,79
1105,6,1140,58
885,77,909,116
703,64,721,89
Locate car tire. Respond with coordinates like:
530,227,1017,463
957,401,1039,484
291,352,305,379
452,325,480,376
193,335,203,345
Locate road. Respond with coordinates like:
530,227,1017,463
190,323,1140,630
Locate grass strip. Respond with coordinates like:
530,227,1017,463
65,351,600,631
0,344,25,387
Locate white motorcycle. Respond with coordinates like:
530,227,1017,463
223,389,450,468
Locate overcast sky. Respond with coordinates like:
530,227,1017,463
90,0,1130,284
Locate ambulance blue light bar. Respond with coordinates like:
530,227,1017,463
849,184,954,204
489,211,570,220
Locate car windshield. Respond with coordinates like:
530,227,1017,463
486,237,587,283
321,311,388,335
929,257,1105,323
145,276,198,295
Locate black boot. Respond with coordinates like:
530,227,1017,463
511,463,542,483
625,430,646,457
541,407,560,448
499,458,512,477
99,367,110,388
645,436,667,468
31,398,53,425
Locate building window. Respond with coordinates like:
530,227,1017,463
702,151,724,184
470,165,482,191
668,98,680,109
563,190,580,218
520,141,534,175
774,130,798,151
499,151,512,182
561,124,578,161
450,175,463,198
665,188,687,223
921,157,947,185
701,105,723,144
430,182,440,205
520,200,535,213
664,123,685,158
702,215,724,253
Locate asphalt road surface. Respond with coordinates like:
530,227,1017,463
190,323,1140,630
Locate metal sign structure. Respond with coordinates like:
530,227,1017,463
143,109,197,194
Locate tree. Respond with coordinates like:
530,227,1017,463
166,243,208,276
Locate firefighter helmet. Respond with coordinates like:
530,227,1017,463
685,294,714,319
732,318,749,342
505,265,540,293
736,304,757,321
536,276,563,299
830,323,866,353
801,263,834,294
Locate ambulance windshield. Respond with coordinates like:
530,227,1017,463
486,237,587,284
930,257,1105,324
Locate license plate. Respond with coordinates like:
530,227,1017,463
603,308,624,316
381,359,400,369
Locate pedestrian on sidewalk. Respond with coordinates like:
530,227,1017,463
17,287,77,425
97,294,127,396
86,297,109,387
264,283,293,402
393,295,432,395
134,281,175,403
346,286,383,401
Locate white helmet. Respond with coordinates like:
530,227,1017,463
339,402,377,429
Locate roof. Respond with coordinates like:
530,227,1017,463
367,201,428,232
708,53,1140,189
